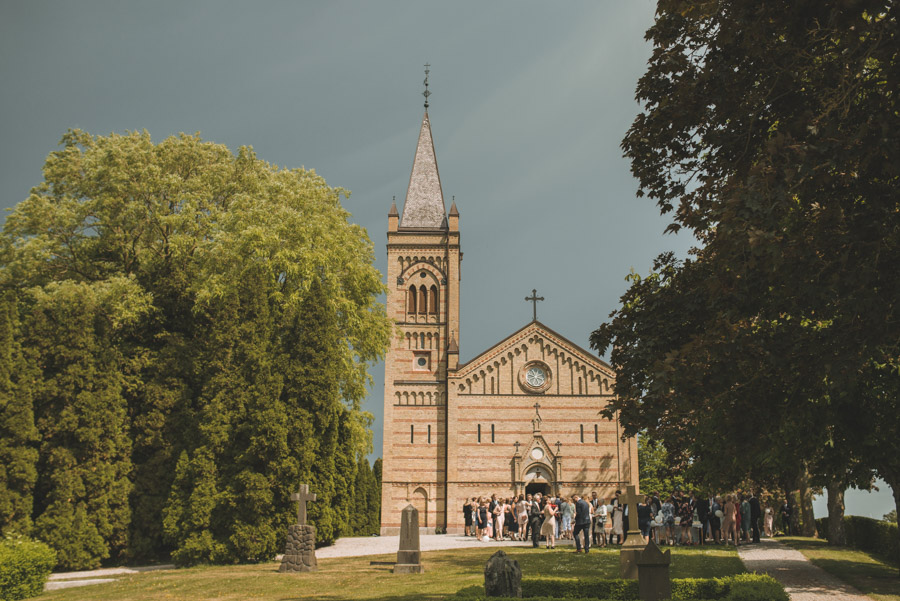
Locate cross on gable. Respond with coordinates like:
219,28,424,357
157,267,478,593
513,441,521,453
291,484,316,525
525,289,544,321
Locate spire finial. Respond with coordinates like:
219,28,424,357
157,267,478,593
423,63,431,109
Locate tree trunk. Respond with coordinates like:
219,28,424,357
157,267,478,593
798,466,818,537
826,480,846,546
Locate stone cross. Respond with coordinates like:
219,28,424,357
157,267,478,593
525,289,544,321
513,441,521,454
619,483,646,578
555,441,562,454
291,484,316,526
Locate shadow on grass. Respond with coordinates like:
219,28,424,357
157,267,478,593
780,536,900,600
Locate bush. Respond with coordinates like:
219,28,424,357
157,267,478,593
816,515,898,562
723,574,788,601
671,577,728,599
0,537,56,601
455,574,784,601
523,578,638,599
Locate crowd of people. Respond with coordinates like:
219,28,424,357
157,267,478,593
462,489,791,551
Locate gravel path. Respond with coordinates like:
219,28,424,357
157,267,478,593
316,534,569,559
737,538,870,601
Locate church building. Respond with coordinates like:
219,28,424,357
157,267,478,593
380,104,639,535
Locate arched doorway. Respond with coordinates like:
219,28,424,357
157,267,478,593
412,487,428,528
523,463,554,498
525,481,550,497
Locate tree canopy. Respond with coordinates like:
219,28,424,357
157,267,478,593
592,0,899,550
0,130,390,567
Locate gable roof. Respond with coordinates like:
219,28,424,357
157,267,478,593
452,320,614,379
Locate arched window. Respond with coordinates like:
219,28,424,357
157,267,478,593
477,424,481,443
594,424,599,443
419,285,428,314
430,285,438,316
491,424,495,443
407,285,417,314
410,424,414,443
580,424,584,443
427,424,432,444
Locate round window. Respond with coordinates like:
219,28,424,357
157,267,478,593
417,357,427,367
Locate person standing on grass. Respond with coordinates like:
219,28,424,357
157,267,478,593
593,498,608,547
561,496,575,540
517,495,528,541
740,494,752,543
541,496,559,549
464,498,474,537
493,497,506,541
573,494,592,553
529,493,544,548
611,492,624,545
780,500,792,536
723,494,738,546
749,491,761,543
694,491,709,545
637,495,653,544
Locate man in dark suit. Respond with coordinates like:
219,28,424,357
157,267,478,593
749,491,761,543
694,491,710,545
573,495,592,553
780,500,793,536
530,493,544,548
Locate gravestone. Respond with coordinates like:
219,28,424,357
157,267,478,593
619,484,646,579
636,540,671,601
484,550,522,598
279,484,318,573
393,504,424,574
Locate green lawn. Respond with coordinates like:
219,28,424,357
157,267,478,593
41,544,743,601
780,537,900,601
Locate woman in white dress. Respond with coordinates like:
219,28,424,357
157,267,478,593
517,495,529,541
540,497,559,549
494,499,506,541
611,494,624,545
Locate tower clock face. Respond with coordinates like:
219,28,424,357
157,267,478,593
526,367,546,387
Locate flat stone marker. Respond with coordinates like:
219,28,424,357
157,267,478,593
393,504,424,574
280,484,318,573
484,549,522,598
619,484,646,579
636,540,671,601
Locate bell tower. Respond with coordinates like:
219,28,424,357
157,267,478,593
380,103,461,534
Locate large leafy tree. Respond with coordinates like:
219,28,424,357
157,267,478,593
1,130,391,565
592,0,899,556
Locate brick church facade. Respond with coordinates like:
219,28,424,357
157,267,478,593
380,109,638,535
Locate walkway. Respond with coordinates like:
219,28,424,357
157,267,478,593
737,538,870,601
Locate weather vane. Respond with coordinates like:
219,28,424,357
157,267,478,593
423,63,431,109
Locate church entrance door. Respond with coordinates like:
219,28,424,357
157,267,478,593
525,482,550,497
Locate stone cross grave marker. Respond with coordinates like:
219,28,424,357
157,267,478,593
292,484,316,525
619,484,646,579
280,483,318,573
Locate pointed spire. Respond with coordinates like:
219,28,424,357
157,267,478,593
388,196,399,216
449,198,459,216
400,111,447,229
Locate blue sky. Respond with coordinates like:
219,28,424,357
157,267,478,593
1,0,892,520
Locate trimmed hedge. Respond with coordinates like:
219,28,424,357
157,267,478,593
0,537,56,601
453,573,787,601
815,515,899,563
